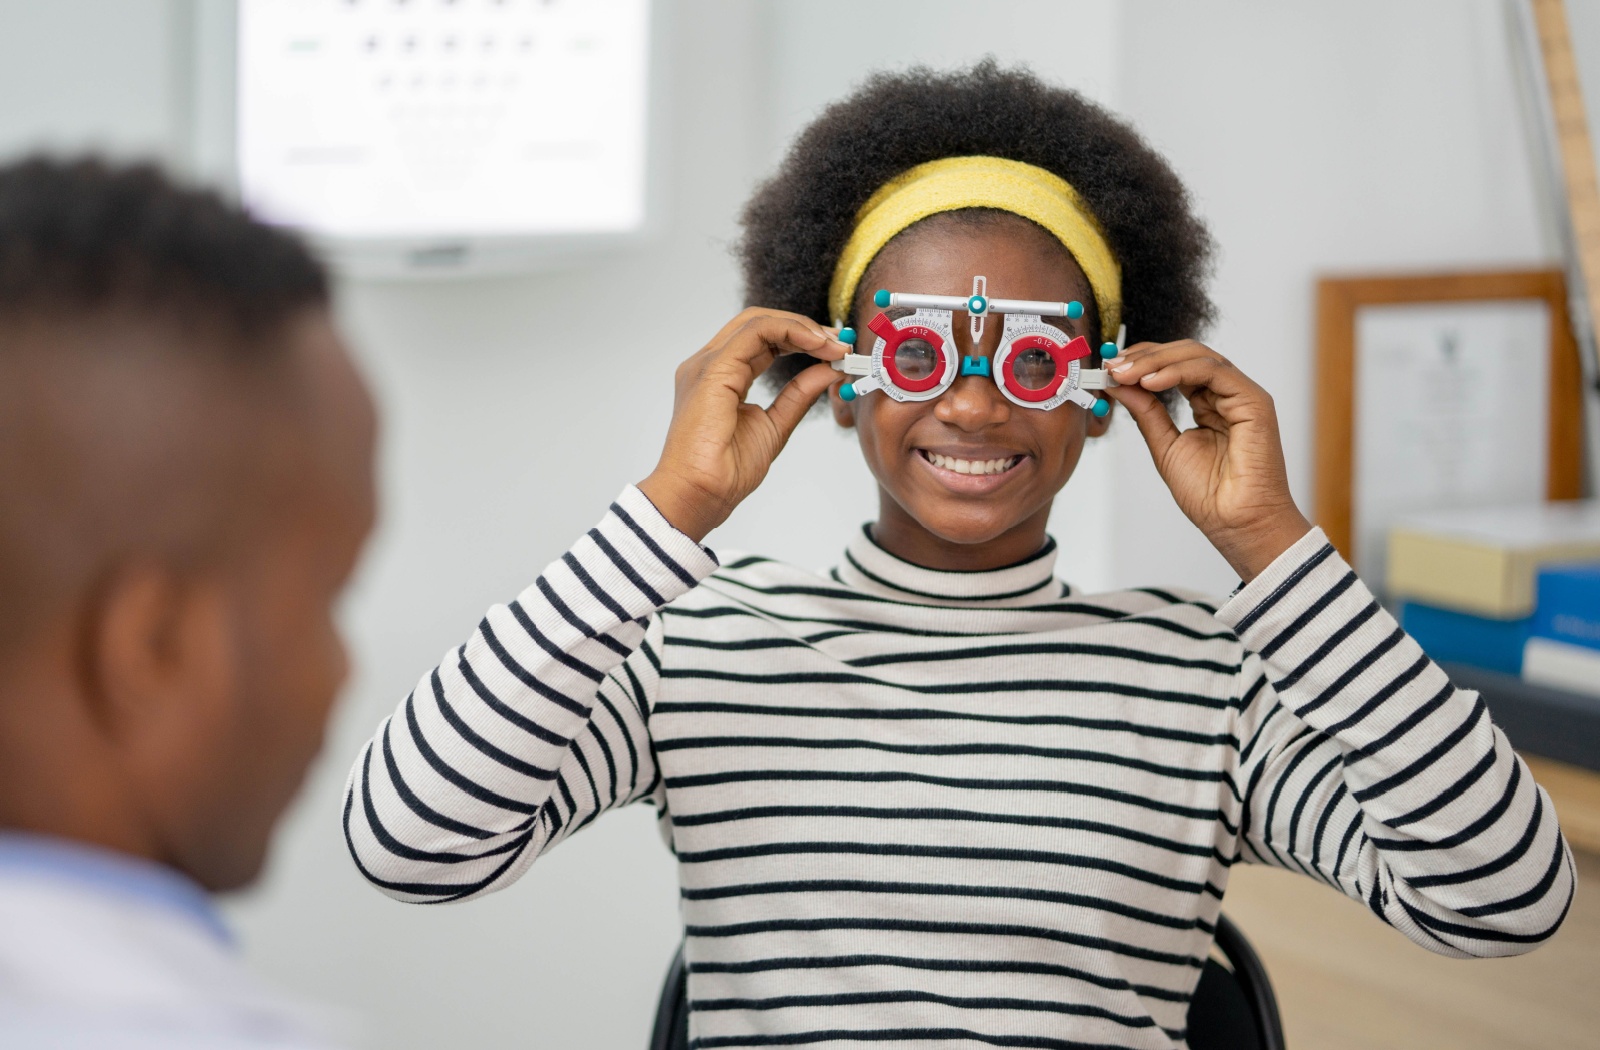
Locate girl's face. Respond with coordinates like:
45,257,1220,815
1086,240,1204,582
833,213,1111,569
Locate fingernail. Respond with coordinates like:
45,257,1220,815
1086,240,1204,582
1110,361,1132,374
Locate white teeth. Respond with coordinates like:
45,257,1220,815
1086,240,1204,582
925,452,1020,476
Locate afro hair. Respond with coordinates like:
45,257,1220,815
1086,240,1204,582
738,60,1215,395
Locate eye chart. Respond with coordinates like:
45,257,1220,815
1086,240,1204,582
237,0,650,240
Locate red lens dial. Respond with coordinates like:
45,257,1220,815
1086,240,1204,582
868,312,950,394
999,334,1092,403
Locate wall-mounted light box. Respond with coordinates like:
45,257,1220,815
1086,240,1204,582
198,0,654,278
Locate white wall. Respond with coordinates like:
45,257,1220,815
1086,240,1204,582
1577,1,1600,126
0,0,187,160
1108,0,1562,597
0,1,1592,1048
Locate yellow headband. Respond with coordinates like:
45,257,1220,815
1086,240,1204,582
828,156,1121,337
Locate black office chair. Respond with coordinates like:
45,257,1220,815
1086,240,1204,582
650,912,1284,1050
1189,913,1286,1050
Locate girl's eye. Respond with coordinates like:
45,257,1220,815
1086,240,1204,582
894,338,939,381
1013,348,1057,390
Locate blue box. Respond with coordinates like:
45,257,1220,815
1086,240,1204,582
1399,601,1532,676
1531,562,1600,653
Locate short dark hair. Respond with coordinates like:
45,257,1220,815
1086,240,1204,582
0,155,328,348
0,158,336,657
740,61,1215,393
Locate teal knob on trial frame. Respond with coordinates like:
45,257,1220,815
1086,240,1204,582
839,328,857,345
1066,300,1085,319
839,383,858,401
1100,341,1118,359
1092,398,1110,417
874,289,892,308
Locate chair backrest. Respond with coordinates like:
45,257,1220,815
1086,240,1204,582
649,940,689,1050
649,912,1284,1050
1187,913,1286,1050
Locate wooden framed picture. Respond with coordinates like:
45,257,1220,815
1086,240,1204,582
1313,269,1586,584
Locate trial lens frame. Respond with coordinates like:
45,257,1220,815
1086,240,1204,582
832,275,1125,414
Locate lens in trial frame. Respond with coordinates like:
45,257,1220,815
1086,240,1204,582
894,338,940,382
1012,348,1058,390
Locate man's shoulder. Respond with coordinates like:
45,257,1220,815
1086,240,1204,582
0,1010,332,1050
0,874,344,1049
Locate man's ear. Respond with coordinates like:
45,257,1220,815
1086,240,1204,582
88,561,234,747
830,383,857,429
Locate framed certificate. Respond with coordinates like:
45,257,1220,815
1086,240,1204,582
1313,270,1586,585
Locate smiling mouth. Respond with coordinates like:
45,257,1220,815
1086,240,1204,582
919,450,1024,476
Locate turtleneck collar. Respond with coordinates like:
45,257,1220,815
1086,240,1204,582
834,525,1067,608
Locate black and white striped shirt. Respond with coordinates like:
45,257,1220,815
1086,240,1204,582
344,486,1574,1049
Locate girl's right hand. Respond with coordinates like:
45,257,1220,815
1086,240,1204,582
638,309,850,542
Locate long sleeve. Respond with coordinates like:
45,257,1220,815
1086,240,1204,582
1222,528,1575,958
342,487,717,904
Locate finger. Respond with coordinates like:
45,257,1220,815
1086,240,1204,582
679,311,846,395
710,313,850,371
1106,339,1219,385
684,315,846,410
1108,340,1165,361
1109,342,1262,404
694,320,844,404
1135,355,1265,407
763,360,839,441
700,307,834,351
1105,382,1181,465
1102,338,1187,364
1186,384,1240,422
1186,387,1229,432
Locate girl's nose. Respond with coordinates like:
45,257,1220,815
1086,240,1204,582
932,315,1009,429
935,367,1011,430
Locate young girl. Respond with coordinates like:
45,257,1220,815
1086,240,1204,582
345,65,1572,1048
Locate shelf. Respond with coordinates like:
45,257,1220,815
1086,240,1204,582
1442,662,1600,854
1442,662,1600,773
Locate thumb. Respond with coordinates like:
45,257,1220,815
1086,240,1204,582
763,361,839,443
1107,384,1181,466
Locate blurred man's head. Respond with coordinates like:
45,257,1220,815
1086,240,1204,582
0,157,376,892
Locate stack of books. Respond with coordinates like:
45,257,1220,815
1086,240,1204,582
1523,563,1600,696
1387,502,1600,696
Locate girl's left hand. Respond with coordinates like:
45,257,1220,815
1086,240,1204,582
1105,340,1312,582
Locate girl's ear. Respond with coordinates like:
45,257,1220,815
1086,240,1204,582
830,384,857,429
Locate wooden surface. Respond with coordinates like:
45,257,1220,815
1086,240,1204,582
1223,848,1598,1050
1532,0,1600,327
1311,269,1585,561
1526,754,1600,855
